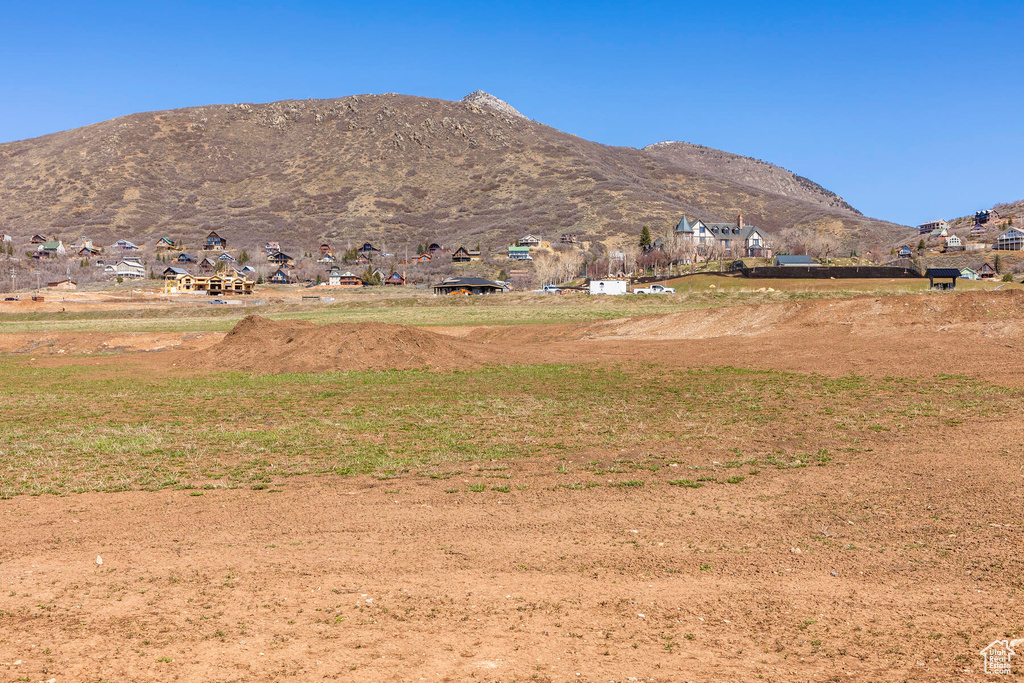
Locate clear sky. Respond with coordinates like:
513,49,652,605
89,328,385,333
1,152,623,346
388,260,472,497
2,1,1021,225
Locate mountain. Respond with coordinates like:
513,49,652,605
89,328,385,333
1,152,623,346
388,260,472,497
642,141,858,214
0,92,909,253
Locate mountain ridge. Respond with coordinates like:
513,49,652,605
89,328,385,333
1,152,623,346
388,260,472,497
0,91,910,253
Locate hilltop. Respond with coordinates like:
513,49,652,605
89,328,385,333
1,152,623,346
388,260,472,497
0,91,909,253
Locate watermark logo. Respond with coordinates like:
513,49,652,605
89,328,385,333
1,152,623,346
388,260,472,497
980,640,1016,675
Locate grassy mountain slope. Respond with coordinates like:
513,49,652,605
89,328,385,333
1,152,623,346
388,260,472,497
0,93,909,252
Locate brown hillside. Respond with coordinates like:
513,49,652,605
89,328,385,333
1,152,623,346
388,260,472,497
0,92,910,252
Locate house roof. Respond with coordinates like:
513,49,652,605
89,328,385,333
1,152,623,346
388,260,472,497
163,267,189,275
508,245,531,252
675,216,697,233
40,241,61,249
925,268,961,278
775,255,817,265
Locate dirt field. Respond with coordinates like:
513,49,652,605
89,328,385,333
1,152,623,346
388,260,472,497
2,288,1023,682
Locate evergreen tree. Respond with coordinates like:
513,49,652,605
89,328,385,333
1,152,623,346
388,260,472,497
639,226,652,250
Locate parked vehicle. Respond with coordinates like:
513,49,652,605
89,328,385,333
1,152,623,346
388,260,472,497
533,285,563,294
588,279,629,295
633,284,675,294
209,299,228,304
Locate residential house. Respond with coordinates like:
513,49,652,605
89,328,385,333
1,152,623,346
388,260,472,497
560,233,578,244
317,253,336,264
217,252,237,263
319,243,333,256
205,274,255,296
897,245,914,259
155,237,176,251
1,234,11,243
978,262,997,279
427,243,443,253
959,267,979,281
268,251,295,266
78,245,101,258
198,256,218,272
47,279,77,290
774,255,819,267
328,269,362,288
451,246,481,263
264,241,281,254
943,234,964,252
162,266,190,279
110,259,146,279
270,267,295,284
432,277,504,295
675,214,771,258
165,272,254,295
384,271,406,286
970,223,987,238
995,226,1024,250
357,242,380,257
975,210,995,224
30,234,47,244
203,231,226,251
517,234,542,249
113,239,139,252
176,252,196,264
918,219,949,234
508,245,532,261
925,268,960,290
36,240,66,258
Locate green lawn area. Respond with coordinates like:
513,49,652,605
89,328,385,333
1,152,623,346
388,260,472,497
0,359,1011,498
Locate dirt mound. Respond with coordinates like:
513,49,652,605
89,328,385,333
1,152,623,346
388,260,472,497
184,315,491,373
578,289,1024,340
0,331,219,355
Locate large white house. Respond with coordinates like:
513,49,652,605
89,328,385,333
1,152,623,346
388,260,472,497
995,226,1024,250
675,214,771,258
105,259,146,279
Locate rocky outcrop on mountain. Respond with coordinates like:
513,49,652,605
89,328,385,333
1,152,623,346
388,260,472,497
0,92,909,252
460,90,528,119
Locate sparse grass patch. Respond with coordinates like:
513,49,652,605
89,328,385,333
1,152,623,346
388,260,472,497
0,359,1014,498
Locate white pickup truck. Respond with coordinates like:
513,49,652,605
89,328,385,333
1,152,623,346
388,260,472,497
633,284,675,294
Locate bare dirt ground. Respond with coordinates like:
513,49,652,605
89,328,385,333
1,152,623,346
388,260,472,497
3,290,1023,682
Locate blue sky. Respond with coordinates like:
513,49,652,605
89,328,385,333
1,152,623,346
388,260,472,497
2,1,1021,225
